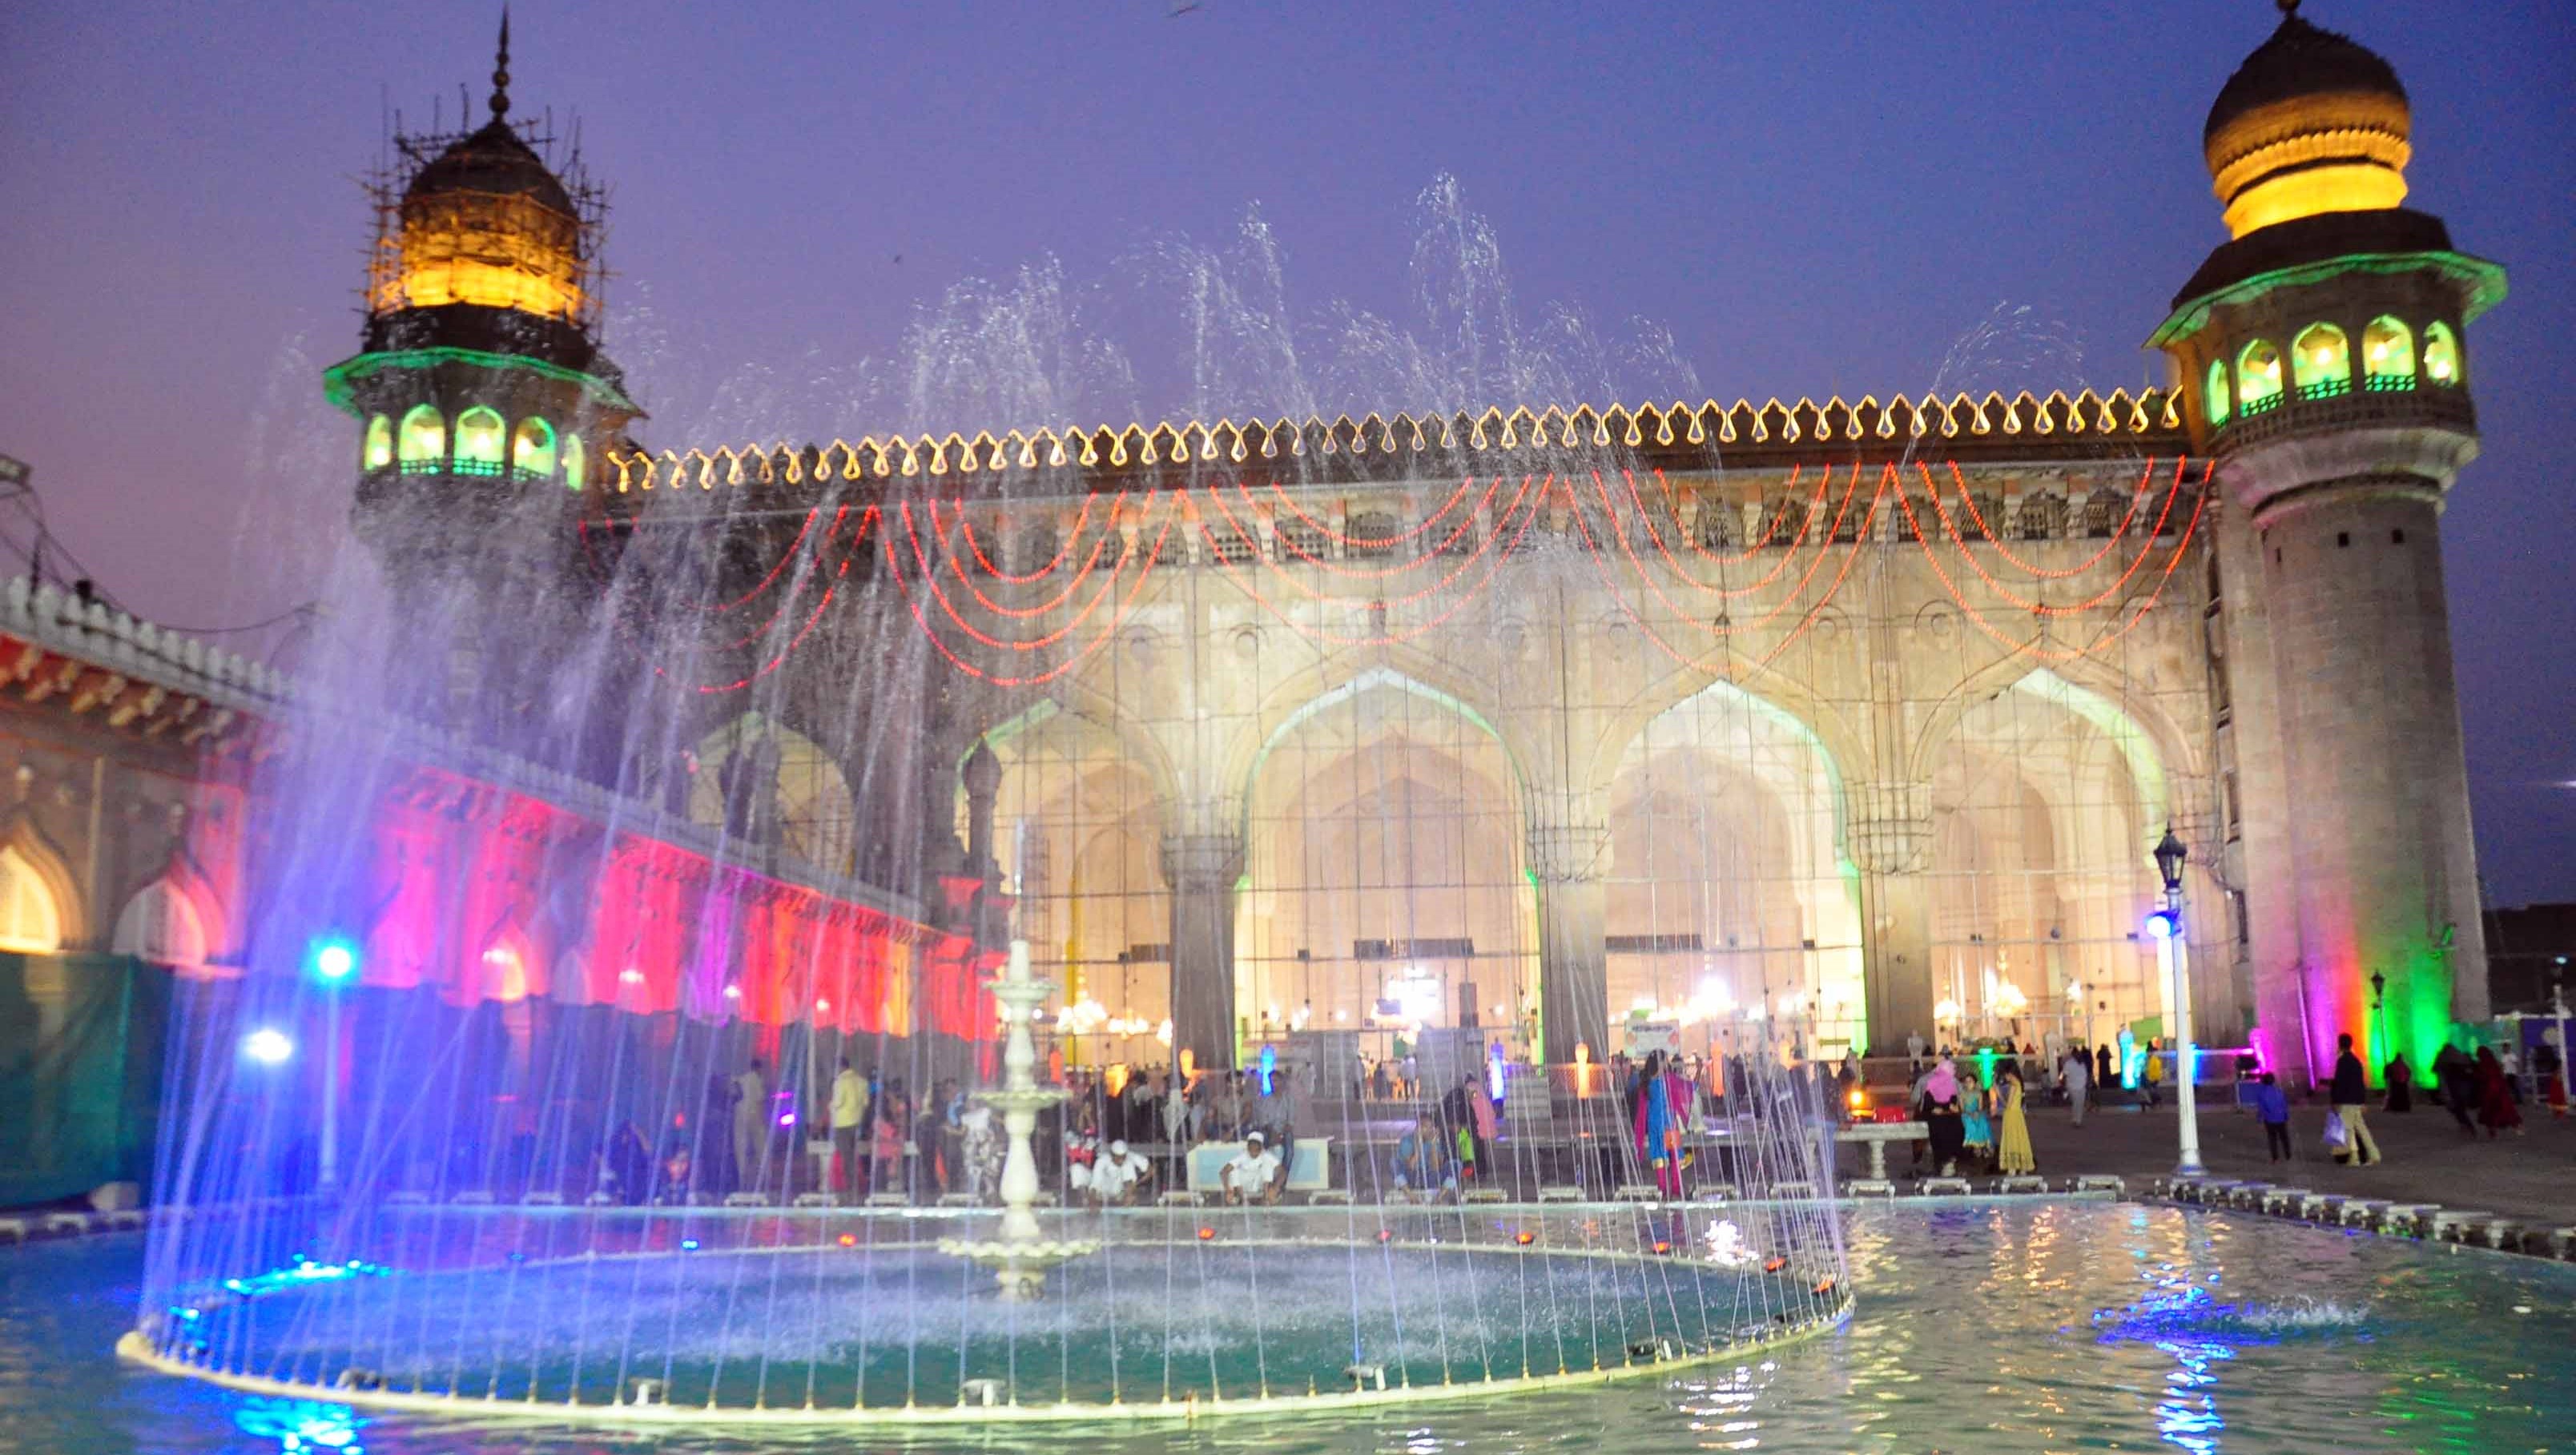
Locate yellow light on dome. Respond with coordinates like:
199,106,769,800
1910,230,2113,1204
379,191,584,322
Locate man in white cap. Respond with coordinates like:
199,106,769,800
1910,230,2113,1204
1091,1138,1152,1204
1221,1131,1282,1205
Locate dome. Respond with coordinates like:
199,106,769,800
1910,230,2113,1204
405,119,578,218
2200,3,2412,239
372,18,588,325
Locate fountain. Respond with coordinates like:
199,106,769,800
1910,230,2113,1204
935,940,1098,1300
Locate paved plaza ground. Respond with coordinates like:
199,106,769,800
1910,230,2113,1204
1858,1088,2576,1227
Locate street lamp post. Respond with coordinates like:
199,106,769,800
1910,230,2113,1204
2150,826,2205,1178
2369,971,2388,1080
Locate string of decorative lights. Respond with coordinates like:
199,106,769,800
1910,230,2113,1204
1618,464,1824,591
1249,474,1493,580
1261,470,1483,550
1633,464,1800,567
642,456,2208,694
681,505,876,694
940,490,1106,585
888,508,1180,689
1910,459,2191,617
927,494,1123,620
1925,458,2159,579
899,501,1134,653
1584,468,1869,641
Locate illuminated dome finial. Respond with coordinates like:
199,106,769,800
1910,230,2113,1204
2202,3,2411,239
490,7,512,122
371,15,587,328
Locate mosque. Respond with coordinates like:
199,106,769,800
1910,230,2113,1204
36,1,2445,1112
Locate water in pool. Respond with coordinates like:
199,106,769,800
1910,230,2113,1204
6,1200,2570,1453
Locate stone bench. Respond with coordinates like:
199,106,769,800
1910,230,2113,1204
1992,1176,2047,1194
2546,1228,2576,1261
2425,1209,2493,1241
102,1209,146,1231
2071,1175,2125,1195
521,1191,566,1207
2258,1188,2310,1216
1691,1188,1732,1204
1847,1180,1896,1198
1767,1180,1818,1199
1917,1177,1973,1196
0,1217,30,1244
790,1192,835,1208
1305,1189,1354,1206
1156,1189,1205,1207
42,1212,95,1236
2375,1203,2442,1236
2333,1198,2389,1227
864,1192,909,1208
1462,1188,1508,1204
2479,1220,2527,1252
1536,1186,1584,1203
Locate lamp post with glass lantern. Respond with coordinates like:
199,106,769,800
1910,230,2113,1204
2369,971,2388,1080
2148,826,2204,1177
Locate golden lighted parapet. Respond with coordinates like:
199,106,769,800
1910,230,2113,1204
606,388,2185,493
371,188,586,321
2208,90,2410,238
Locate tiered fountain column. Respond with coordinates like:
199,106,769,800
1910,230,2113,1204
937,940,1097,1300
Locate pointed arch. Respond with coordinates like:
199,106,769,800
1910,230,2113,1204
0,824,78,954
111,872,223,969
686,712,857,874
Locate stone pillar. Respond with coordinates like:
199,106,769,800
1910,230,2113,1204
1526,819,1609,1067
2232,440,2489,1074
960,739,1002,880
2212,501,2312,1084
1160,829,1244,1071
1849,781,1935,1055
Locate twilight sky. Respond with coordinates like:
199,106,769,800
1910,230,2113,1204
1,0,2569,902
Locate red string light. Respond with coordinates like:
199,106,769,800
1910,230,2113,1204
641,456,2209,696
939,492,1105,585
899,501,1130,653
927,493,1122,620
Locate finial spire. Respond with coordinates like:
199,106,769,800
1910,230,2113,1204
489,7,512,121
2276,0,2300,15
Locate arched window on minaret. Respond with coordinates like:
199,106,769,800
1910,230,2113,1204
454,406,506,475
363,414,394,470
2235,340,2284,413
397,404,446,471
2422,321,2462,386
511,416,557,480
2203,359,2232,425
2362,317,2416,390
2291,322,2351,400
561,430,586,490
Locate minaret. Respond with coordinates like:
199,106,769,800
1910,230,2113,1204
325,13,642,727
2151,1,2503,1083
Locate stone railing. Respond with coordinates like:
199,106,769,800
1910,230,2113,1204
0,576,923,924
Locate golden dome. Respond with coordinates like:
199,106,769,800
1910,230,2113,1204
2202,2,2411,239
370,16,587,323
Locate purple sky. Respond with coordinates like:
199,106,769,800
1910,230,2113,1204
2,1,2569,902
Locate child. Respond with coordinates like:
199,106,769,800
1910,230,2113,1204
2252,1071,2292,1163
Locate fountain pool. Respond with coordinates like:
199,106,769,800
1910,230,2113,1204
19,1200,2569,1452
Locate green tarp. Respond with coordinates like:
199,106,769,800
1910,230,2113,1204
0,953,168,1208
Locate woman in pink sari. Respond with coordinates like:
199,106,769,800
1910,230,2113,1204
1632,1051,1693,1197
